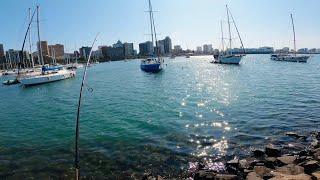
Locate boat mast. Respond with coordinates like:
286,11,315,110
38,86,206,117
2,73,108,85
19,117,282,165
37,6,44,65
220,20,225,53
226,5,232,55
291,13,296,57
148,0,154,53
227,6,245,54
28,8,34,68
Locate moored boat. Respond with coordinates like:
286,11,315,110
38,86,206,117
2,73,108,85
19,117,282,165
271,14,310,63
18,67,75,86
140,0,163,73
212,5,245,65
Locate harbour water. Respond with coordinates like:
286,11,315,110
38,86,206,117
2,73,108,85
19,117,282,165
0,54,320,179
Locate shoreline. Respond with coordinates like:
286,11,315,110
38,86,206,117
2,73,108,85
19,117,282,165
143,131,320,180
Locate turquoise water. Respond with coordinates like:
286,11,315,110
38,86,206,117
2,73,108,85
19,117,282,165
0,54,320,179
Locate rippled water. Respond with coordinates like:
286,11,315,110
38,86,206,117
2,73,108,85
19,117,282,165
0,54,320,179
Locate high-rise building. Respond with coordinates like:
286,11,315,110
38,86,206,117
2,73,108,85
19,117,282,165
48,44,65,60
203,44,213,54
0,44,5,57
157,36,172,55
37,41,49,56
101,46,125,60
196,46,202,53
123,43,134,57
113,40,124,48
79,46,92,59
0,44,5,63
156,41,165,55
139,41,153,56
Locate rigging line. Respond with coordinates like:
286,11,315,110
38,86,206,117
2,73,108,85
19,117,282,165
20,8,37,70
227,5,245,54
149,0,160,59
148,0,154,47
74,32,99,180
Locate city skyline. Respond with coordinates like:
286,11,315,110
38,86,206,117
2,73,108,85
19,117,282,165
0,0,320,51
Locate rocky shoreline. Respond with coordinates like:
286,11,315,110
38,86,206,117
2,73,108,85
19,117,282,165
143,131,320,180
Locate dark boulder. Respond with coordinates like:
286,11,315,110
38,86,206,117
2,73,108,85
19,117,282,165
265,145,281,157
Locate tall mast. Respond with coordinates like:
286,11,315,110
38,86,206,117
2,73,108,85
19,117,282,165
28,8,34,68
228,5,245,54
37,6,44,65
291,13,296,57
226,5,232,54
148,0,154,49
150,0,160,59
220,20,225,52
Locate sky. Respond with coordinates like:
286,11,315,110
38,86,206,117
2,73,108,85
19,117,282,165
0,0,319,52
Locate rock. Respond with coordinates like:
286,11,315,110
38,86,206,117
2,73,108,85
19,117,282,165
194,170,216,180
157,175,164,180
253,166,272,178
265,157,277,169
246,172,263,180
276,164,305,175
215,174,237,180
270,172,311,180
286,132,307,140
303,160,319,174
252,149,265,158
313,151,320,161
296,156,307,164
311,171,320,180
227,159,239,168
239,159,249,169
265,145,281,157
277,155,296,165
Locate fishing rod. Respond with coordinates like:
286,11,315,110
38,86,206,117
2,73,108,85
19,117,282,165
74,33,99,180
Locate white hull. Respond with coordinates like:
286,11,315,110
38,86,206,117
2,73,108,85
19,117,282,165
213,55,244,64
271,55,309,63
18,69,76,86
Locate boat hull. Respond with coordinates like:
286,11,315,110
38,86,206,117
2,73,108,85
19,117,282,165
271,55,309,63
140,63,162,73
214,55,244,64
18,70,76,86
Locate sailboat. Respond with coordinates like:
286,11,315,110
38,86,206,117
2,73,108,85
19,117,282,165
140,0,164,73
18,6,76,86
271,14,309,63
212,5,245,65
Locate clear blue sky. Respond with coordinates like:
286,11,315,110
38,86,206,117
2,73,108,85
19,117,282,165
0,0,319,52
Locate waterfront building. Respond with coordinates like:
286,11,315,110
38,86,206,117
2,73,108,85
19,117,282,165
155,41,165,55
123,43,134,58
92,49,103,59
113,40,124,48
37,41,49,56
101,46,125,60
298,48,308,54
48,44,65,60
0,44,5,63
157,36,172,55
196,46,202,54
139,41,153,56
173,45,182,55
203,44,213,54
79,46,92,59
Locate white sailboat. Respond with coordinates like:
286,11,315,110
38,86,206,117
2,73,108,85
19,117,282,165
271,14,309,63
212,5,245,65
18,6,75,86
